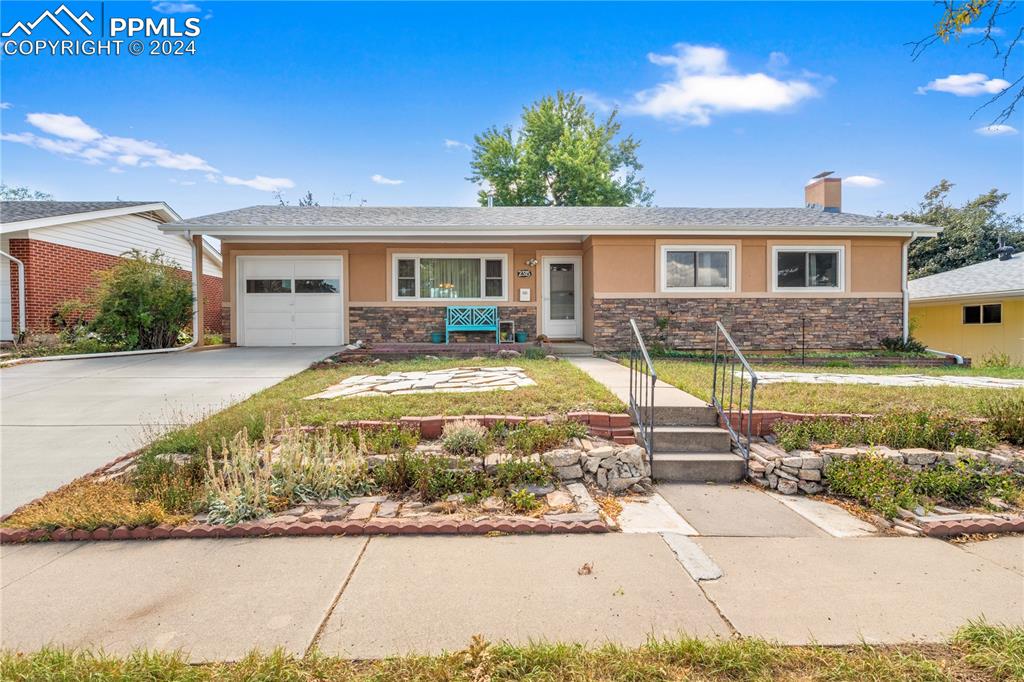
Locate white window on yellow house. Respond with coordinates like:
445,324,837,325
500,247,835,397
962,303,1002,325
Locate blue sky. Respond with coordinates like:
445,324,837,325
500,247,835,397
2,1,1022,218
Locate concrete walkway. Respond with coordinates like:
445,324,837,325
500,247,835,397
568,356,707,408
2,533,1020,659
0,347,333,514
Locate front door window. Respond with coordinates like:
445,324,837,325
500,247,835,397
549,263,575,321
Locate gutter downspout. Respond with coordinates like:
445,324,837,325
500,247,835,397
0,233,201,367
901,232,916,343
0,250,26,336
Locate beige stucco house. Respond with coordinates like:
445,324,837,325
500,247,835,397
159,177,936,351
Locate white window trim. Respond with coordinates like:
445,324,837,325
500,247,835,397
771,245,846,293
391,253,509,302
659,245,736,293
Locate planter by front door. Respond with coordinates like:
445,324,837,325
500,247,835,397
541,256,582,339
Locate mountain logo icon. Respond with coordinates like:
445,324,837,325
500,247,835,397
2,4,95,38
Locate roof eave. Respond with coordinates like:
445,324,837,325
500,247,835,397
910,288,1024,303
0,202,181,233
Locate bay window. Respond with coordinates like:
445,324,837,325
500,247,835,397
772,246,844,291
660,245,735,292
393,254,507,300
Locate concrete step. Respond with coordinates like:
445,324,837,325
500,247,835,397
652,452,746,483
651,404,719,426
639,425,734,453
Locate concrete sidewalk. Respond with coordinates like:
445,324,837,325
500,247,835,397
568,356,707,408
0,347,333,514
2,533,1020,660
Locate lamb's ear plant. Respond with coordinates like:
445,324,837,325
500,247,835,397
205,427,273,524
270,422,369,503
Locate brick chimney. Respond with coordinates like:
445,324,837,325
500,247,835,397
805,172,841,213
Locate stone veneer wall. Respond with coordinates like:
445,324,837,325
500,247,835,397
590,297,903,351
349,306,537,344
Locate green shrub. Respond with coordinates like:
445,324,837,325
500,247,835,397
774,411,995,451
880,335,927,354
980,351,1015,368
441,419,490,457
501,420,585,456
523,346,547,360
507,487,539,513
495,457,553,488
90,250,193,350
417,456,488,501
981,392,1024,445
825,454,1024,518
824,455,919,518
131,451,204,515
373,452,431,493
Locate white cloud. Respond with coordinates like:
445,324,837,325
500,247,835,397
444,138,470,150
26,112,102,141
626,44,820,125
371,174,404,185
204,173,220,183
0,102,12,110
152,2,200,13
961,26,1004,35
108,167,125,174
975,124,1019,136
767,51,789,69
170,178,197,186
222,175,295,192
844,175,884,188
916,72,1011,96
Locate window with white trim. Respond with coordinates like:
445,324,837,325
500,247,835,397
963,303,1001,325
660,245,735,292
772,246,844,291
393,254,507,300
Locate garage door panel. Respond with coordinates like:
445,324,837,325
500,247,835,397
240,257,343,347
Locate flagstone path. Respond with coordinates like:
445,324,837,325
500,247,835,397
305,366,536,400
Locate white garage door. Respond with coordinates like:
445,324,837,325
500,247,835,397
239,257,343,347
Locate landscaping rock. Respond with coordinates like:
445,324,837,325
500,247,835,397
554,464,584,480
798,481,824,494
782,456,804,467
777,479,798,495
348,495,387,505
798,469,822,481
154,452,193,467
514,483,555,497
545,490,573,508
496,349,521,359
323,508,350,522
348,502,376,520
608,476,642,493
545,355,559,361
901,448,938,466
800,455,824,470
481,496,504,512
446,493,467,503
376,501,400,518
542,448,582,468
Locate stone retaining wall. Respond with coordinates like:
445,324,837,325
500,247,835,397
590,297,903,351
349,306,537,344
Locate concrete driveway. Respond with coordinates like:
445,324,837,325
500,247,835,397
0,347,333,514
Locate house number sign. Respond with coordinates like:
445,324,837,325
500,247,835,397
516,269,532,278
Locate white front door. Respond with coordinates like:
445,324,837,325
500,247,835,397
541,256,582,339
239,257,344,347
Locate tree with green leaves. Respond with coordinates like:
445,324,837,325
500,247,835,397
887,179,1024,278
0,184,53,201
468,91,653,207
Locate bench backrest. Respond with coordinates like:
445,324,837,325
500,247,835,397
446,306,498,328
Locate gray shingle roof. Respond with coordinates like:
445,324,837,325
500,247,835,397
0,201,161,225
909,252,1024,300
171,205,925,230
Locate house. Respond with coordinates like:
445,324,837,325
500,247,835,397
1,201,224,341
157,176,935,350
909,250,1024,363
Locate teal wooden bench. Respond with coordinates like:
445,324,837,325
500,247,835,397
445,306,499,343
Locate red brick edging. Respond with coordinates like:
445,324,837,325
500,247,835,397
339,411,636,445
919,517,1024,537
0,517,609,544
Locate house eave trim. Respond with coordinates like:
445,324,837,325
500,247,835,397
1,202,181,233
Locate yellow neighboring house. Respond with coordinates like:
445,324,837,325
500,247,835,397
909,250,1024,363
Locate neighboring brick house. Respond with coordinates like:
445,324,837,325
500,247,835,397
1,201,223,341
157,176,937,351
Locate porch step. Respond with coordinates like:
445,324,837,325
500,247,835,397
639,425,734,453
652,452,746,483
651,404,719,426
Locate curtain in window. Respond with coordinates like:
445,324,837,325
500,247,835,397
419,258,480,298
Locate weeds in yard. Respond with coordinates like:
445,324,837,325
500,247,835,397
506,487,540,513
774,411,996,451
1,480,184,530
825,454,1023,518
3,622,1019,681
352,425,421,454
131,451,204,515
494,457,554,488
501,420,587,456
981,392,1024,445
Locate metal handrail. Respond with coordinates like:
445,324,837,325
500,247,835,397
627,318,656,470
710,321,758,461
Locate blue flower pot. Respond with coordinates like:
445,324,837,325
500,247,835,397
431,331,444,344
